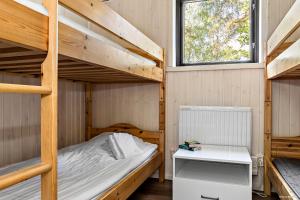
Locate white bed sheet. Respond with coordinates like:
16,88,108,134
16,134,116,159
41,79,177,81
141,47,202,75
0,133,157,200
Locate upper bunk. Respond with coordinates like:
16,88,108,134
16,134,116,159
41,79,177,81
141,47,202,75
0,0,164,83
266,0,300,80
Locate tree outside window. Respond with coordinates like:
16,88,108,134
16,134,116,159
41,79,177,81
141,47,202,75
178,0,258,65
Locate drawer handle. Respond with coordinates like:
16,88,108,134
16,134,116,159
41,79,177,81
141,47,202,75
201,195,219,200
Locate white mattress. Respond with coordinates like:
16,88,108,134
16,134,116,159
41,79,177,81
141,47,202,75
0,133,158,200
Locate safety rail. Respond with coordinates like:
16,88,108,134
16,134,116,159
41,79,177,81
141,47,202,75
0,163,51,190
0,83,51,94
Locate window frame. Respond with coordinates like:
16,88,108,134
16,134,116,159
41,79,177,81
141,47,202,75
176,0,259,66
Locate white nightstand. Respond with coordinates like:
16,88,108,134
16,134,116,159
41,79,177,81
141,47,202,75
173,145,252,200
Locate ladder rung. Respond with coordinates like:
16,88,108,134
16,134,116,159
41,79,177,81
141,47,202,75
0,83,51,94
0,163,51,190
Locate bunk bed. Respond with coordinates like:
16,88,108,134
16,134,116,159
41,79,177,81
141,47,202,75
0,0,166,199
264,1,300,199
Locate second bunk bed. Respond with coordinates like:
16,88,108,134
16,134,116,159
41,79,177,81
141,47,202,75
0,0,165,199
264,1,300,199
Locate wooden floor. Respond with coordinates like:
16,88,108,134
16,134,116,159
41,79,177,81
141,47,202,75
128,178,279,200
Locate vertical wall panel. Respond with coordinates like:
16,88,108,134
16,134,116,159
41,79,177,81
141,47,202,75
0,73,85,167
93,83,159,131
272,80,300,137
267,0,295,38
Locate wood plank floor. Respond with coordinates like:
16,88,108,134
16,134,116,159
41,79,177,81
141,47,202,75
128,178,279,200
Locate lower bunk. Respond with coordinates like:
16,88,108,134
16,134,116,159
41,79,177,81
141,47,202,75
0,124,163,200
267,136,300,200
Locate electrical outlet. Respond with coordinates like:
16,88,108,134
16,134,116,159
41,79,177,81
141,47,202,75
257,155,264,167
251,156,258,175
251,155,264,176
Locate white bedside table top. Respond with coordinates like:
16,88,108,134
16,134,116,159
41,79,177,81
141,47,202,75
173,144,252,165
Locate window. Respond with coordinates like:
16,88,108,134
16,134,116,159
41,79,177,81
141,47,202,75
177,0,259,66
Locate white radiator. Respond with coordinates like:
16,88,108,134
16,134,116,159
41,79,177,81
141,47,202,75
179,106,252,150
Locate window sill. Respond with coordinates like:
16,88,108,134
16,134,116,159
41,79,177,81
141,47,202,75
166,62,264,72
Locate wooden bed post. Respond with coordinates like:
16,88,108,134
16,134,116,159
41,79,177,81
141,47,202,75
264,56,272,196
41,0,58,199
85,83,93,141
159,49,166,183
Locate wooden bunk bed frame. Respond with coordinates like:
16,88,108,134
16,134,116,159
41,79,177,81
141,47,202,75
264,1,300,199
0,0,166,199
0,0,163,83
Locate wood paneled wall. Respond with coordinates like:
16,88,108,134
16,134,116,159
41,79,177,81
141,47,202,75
165,69,264,178
267,0,300,138
93,83,159,131
273,80,300,137
92,0,265,180
105,0,171,63
58,79,85,148
93,69,264,179
0,73,85,167
267,0,296,38
102,0,300,180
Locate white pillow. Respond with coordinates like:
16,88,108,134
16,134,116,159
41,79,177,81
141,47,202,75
108,135,124,159
109,133,143,159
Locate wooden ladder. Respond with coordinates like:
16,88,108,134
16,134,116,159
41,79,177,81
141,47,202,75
0,0,58,199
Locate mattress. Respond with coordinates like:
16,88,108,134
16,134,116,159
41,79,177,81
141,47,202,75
273,158,300,198
0,133,158,200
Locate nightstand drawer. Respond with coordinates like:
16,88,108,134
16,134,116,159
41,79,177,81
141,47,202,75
173,177,251,200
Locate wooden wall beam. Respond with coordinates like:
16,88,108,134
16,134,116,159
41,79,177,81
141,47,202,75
59,0,163,62
85,83,93,141
40,0,58,199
